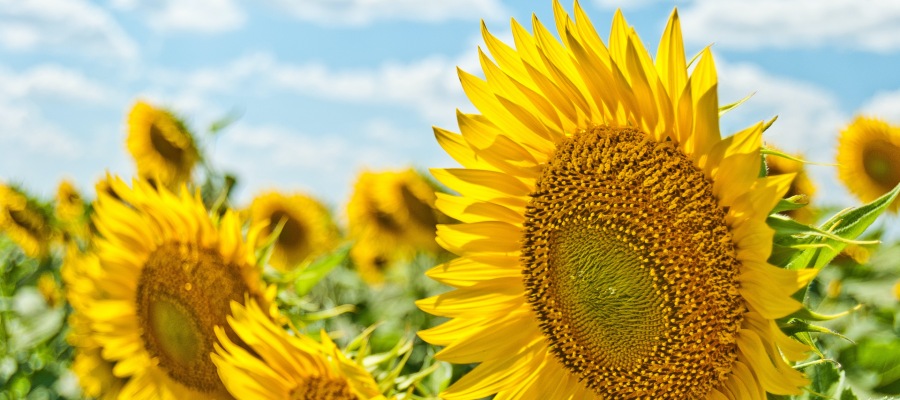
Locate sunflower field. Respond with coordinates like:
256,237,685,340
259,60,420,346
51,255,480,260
3,2,900,399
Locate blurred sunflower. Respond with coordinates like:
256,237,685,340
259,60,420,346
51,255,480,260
347,169,443,282
417,3,816,399
837,116,900,212
126,101,200,188
212,299,385,400
55,179,89,243
0,183,52,257
62,250,128,399
55,179,85,223
81,177,270,399
765,149,817,223
249,191,340,271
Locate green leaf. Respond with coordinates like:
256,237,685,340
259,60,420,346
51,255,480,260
294,244,351,296
772,194,810,214
784,183,900,271
845,338,900,395
838,386,859,400
779,320,854,343
207,109,243,135
786,303,862,322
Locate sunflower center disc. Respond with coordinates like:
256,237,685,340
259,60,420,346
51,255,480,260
136,242,252,393
270,210,306,249
290,376,355,400
863,140,900,188
149,124,185,164
522,126,744,397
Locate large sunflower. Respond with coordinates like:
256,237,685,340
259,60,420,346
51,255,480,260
212,299,385,400
837,116,900,212
126,101,200,188
347,169,443,282
82,177,269,399
249,191,340,271
0,183,52,257
417,3,816,399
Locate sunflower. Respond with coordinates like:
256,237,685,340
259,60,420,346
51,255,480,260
212,299,385,400
837,116,900,212
417,3,816,399
347,169,443,281
249,191,340,271
56,179,86,223
0,183,52,257
62,250,128,399
80,177,270,399
765,149,817,223
126,100,200,188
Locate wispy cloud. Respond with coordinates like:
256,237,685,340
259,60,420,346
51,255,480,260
215,119,448,204
861,89,900,122
680,0,900,53
0,65,115,103
0,0,138,60
147,51,475,127
265,0,508,26
111,0,245,33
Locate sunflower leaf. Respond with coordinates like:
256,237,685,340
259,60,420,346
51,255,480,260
779,320,854,343
294,244,351,296
786,303,862,322
772,194,810,214
781,182,900,271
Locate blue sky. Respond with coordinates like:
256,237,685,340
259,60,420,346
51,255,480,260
2,0,900,216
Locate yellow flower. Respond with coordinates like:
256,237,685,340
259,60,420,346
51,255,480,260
62,249,128,399
79,177,269,399
126,101,200,188
0,183,52,257
55,179,85,223
765,150,817,223
837,116,900,212
212,299,385,400
417,3,816,399
347,169,443,282
249,191,340,271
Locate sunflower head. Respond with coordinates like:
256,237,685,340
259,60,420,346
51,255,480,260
249,191,340,271
126,101,200,188
84,176,270,399
347,169,443,279
212,299,384,400
418,3,814,399
55,179,86,222
765,149,817,223
837,116,900,212
0,183,53,257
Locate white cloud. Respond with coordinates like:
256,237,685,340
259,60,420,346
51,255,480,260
0,0,138,60
124,0,245,33
0,65,115,104
680,0,900,52
860,89,900,123
149,51,473,127
266,0,508,26
216,119,448,204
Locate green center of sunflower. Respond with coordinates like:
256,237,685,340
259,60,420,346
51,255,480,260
149,123,185,164
136,241,252,394
522,125,743,398
290,376,356,400
863,140,900,189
